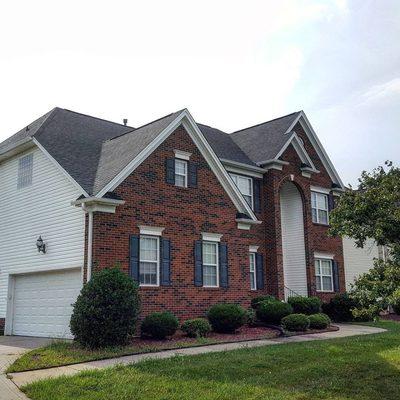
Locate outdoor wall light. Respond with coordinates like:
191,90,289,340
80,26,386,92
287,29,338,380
36,236,46,254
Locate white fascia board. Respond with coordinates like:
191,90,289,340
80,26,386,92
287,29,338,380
33,138,90,197
310,185,331,194
287,112,344,188
71,196,125,206
223,163,264,179
0,137,35,163
220,158,266,174
96,108,259,222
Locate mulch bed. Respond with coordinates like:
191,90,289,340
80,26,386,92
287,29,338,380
132,325,281,349
381,314,400,322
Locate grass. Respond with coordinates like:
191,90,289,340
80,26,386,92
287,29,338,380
22,320,400,400
7,337,217,373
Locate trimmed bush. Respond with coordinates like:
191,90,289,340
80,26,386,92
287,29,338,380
70,268,140,348
288,296,322,315
181,318,211,338
390,288,400,315
207,303,247,333
309,313,331,329
282,314,310,332
246,308,257,326
256,300,293,325
251,295,276,310
322,293,358,322
141,312,179,339
352,307,375,322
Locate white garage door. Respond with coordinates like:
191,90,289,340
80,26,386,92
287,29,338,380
12,269,82,338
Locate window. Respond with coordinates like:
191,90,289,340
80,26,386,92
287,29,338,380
175,159,188,187
311,191,329,224
249,252,256,290
17,153,33,189
202,241,219,287
230,173,253,208
315,258,333,292
139,236,160,286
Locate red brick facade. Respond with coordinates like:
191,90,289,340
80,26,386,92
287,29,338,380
87,123,344,321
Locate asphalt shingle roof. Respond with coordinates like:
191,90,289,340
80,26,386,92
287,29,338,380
0,107,304,196
231,112,301,165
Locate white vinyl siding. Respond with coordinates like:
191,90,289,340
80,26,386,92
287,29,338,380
202,241,219,287
315,258,333,292
0,147,85,320
175,159,188,188
249,252,256,290
229,173,253,209
139,236,160,286
280,182,308,296
311,191,329,224
17,153,33,189
343,237,380,290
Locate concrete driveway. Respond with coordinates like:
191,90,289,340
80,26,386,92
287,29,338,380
0,336,53,400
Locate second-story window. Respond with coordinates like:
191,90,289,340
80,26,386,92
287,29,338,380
174,159,188,188
230,173,253,208
17,153,33,189
311,191,329,225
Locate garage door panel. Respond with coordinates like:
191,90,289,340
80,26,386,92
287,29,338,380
12,269,82,338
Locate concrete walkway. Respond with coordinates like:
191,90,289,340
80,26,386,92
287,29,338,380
0,336,53,400
8,324,385,390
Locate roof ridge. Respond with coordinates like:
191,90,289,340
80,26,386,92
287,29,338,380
232,111,301,134
62,108,135,129
108,109,184,142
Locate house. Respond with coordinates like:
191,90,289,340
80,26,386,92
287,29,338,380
0,107,347,339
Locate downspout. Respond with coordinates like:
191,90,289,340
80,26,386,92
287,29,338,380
87,210,93,282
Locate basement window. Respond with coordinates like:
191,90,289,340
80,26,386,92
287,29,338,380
17,153,33,189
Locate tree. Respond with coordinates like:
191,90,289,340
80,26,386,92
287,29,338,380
329,161,400,317
329,161,400,254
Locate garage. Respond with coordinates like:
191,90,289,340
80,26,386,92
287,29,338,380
10,269,82,338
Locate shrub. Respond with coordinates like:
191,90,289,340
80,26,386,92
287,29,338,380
352,307,376,322
322,293,358,322
288,296,322,315
251,295,276,309
141,312,179,339
70,268,140,348
207,303,247,333
390,288,400,315
309,313,331,329
282,314,310,332
181,318,211,338
256,300,293,325
246,308,257,326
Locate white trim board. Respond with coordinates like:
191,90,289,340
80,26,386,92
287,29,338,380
97,109,258,222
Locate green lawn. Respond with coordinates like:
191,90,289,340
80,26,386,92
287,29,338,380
23,321,400,400
7,337,218,373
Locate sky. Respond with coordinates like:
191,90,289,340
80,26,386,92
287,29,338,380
0,0,399,186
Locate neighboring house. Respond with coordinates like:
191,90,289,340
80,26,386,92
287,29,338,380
0,107,347,338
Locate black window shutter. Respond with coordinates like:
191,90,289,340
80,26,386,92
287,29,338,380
328,192,335,212
165,158,175,184
188,162,198,188
129,235,140,282
160,238,171,286
194,240,203,286
253,179,261,213
256,253,265,290
332,260,340,292
219,243,228,288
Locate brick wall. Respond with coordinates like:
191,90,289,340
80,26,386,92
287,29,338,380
90,125,267,321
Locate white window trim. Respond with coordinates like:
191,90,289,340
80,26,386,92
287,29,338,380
139,235,160,287
315,258,334,293
314,252,334,259
201,232,223,242
249,252,257,291
202,241,219,288
229,173,254,210
311,191,329,225
174,158,188,188
138,226,165,236
249,245,259,253
174,149,191,160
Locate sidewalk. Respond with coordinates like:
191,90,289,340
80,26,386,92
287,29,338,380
8,324,385,389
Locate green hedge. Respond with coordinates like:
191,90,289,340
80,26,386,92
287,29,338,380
288,296,322,315
181,318,211,338
207,303,247,333
282,314,310,332
309,313,331,329
256,300,293,325
141,312,179,339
